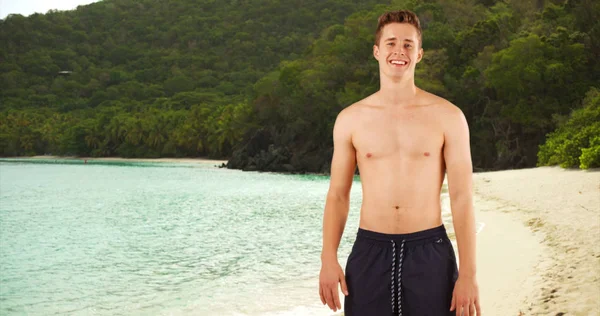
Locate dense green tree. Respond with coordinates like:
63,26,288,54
538,88,600,169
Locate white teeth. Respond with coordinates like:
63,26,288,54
390,60,407,65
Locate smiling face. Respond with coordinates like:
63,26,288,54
373,23,423,79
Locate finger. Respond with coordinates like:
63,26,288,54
323,286,335,311
461,304,466,316
465,300,472,316
333,287,341,311
470,302,476,316
476,299,482,315
319,285,325,305
450,294,455,311
340,274,349,296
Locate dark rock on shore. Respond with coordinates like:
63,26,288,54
226,128,332,174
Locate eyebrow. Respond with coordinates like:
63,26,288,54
384,37,415,42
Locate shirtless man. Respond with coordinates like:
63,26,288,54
319,10,481,316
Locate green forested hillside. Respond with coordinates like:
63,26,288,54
0,0,384,158
1,0,598,171
228,0,599,172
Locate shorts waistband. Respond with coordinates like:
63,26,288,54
357,224,448,243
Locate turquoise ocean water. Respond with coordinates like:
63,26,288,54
0,159,469,315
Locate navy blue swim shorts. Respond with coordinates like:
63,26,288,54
344,225,458,316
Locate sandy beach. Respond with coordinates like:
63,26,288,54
18,155,229,165
473,167,600,316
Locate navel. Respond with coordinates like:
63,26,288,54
395,206,400,210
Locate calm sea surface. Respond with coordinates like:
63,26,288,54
0,159,462,315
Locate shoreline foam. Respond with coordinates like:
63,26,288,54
1,155,229,165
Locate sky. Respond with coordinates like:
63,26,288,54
0,0,102,19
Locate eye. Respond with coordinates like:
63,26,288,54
405,44,412,48
387,42,394,46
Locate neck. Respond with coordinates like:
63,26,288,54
378,73,418,105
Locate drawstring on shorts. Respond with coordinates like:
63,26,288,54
390,240,406,316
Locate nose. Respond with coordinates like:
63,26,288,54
392,51,406,58
392,47,406,56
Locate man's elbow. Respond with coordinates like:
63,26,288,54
449,191,473,211
327,189,351,204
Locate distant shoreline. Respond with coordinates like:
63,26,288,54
2,155,229,165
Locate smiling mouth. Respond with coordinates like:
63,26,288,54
389,60,408,66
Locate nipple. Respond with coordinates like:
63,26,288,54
366,153,372,158
424,152,430,157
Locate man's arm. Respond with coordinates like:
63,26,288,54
319,108,356,312
321,109,356,261
443,105,481,316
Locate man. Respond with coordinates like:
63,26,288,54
318,10,481,316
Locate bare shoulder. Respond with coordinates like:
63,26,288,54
419,89,467,126
345,94,378,113
335,94,376,126
332,103,359,141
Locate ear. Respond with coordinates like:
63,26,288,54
373,44,379,60
416,47,424,63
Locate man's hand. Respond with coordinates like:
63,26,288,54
450,275,481,316
319,259,349,312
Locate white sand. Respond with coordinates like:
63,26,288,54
23,155,229,165
474,167,600,316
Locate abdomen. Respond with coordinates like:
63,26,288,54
357,157,445,234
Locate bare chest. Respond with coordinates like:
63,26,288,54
352,110,444,160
